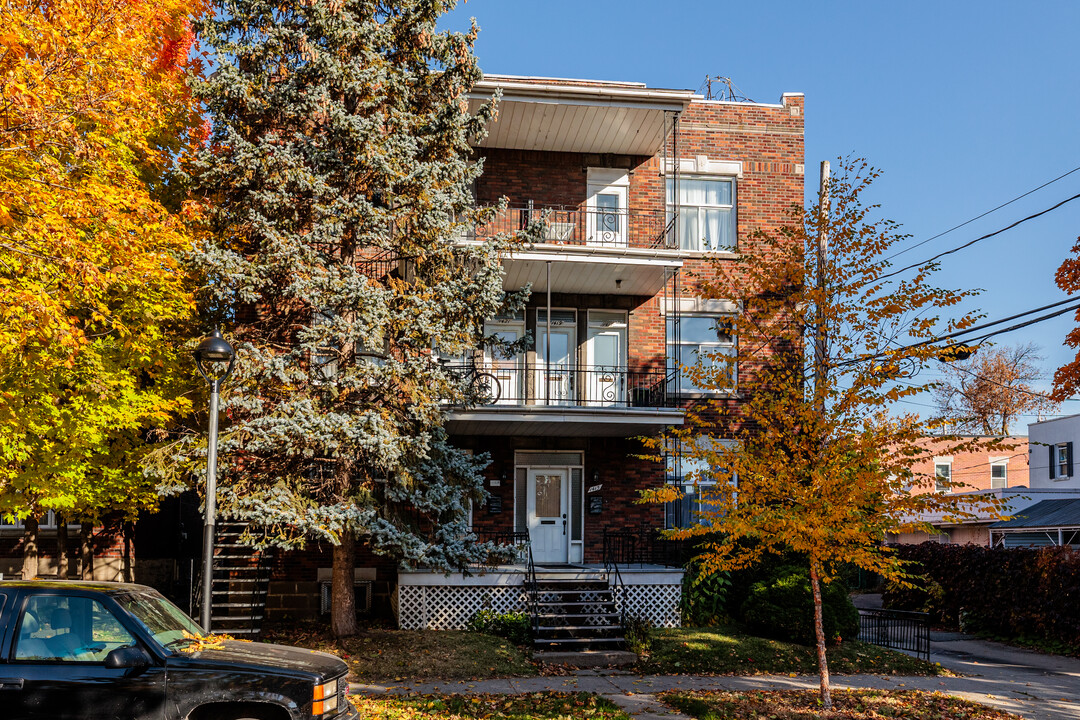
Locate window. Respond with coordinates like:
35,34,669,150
935,461,952,492
15,595,136,662
664,438,733,529
667,315,736,393
990,461,1007,489
667,177,736,251
1054,443,1072,479
1,511,80,530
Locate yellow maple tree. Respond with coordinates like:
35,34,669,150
0,0,205,571
643,159,1006,707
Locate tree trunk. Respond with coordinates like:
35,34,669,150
22,516,39,580
80,524,94,580
810,562,832,709
331,526,357,638
56,514,68,578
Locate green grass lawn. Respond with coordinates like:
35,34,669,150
661,690,1020,720
260,624,537,681
350,693,630,719
637,626,946,676
262,621,941,680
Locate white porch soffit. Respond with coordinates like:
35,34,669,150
502,247,683,296
469,75,698,155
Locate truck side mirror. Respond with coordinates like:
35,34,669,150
104,646,151,670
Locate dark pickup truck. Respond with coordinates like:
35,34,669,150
0,580,358,720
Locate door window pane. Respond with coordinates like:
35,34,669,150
16,596,136,662
534,474,562,517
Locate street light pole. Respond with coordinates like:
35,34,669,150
193,328,236,634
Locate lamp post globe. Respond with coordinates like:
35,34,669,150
194,328,235,634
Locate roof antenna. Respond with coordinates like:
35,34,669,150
700,75,753,102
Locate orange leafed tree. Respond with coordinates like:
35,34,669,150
0,0,205,573
641,159,1006,708
1052,237,1080,400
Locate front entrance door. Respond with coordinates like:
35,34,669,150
527,468,568,563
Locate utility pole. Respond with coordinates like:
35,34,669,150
814,160,830,413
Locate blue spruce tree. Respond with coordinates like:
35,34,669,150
185,0,521,636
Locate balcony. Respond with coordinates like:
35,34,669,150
460,204,683,296
443,362,684,437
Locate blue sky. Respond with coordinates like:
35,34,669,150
440,0,1080,420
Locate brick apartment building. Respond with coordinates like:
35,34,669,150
385,74,806,632
122,73,805,638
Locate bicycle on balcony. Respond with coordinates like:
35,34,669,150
439,360,502,405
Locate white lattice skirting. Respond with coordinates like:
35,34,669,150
620,583,682,628
396,573,683,630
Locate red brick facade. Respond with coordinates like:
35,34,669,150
261,79,806,619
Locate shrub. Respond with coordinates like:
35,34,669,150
468,609,532,646
882,542,1080,652
681,557,731,626
623,615,653,655
740,565,860,647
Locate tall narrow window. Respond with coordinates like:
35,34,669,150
935,461,952,492
667,177,736,251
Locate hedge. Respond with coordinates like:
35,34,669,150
882,542,1080,651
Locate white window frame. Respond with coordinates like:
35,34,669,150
1056,443,1071,478
667,175,737,252
934,459,952,493
664,437,735,528
1,511,80,530
667,314,736,394
989,458,1008,489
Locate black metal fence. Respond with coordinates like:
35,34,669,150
465,205,675,249
858,608,930,660
602,526,690,568
443,363,677,409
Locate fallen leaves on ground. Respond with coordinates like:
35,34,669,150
661,689,1023,720
350,692,631,719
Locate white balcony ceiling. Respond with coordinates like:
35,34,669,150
469,76,697,156
446,406,684,437
501,247,683,296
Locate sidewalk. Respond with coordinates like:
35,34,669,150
352,631,1080,720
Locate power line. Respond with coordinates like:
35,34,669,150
874,191,1080,282
883,165,1080,262
835,297,1080,367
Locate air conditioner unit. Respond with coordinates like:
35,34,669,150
319,580,373,616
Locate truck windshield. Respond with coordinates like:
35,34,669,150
115,590,205,650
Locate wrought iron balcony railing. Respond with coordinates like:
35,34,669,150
443,362,677,409
461,205,676,250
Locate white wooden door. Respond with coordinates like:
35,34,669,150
536,312,576,405
527,468,568,563
587,182,628,247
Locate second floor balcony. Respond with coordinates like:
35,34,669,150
443,360,684,438
459,204,683,297
467,204,675,251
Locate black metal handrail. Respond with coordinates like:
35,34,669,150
463,204,675,250
444,362,678,409
857,608,930,660
602,538,628,632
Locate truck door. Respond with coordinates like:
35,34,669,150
1,592,166,720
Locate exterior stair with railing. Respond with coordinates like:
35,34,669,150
531,574,626,653
207,521,273,636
